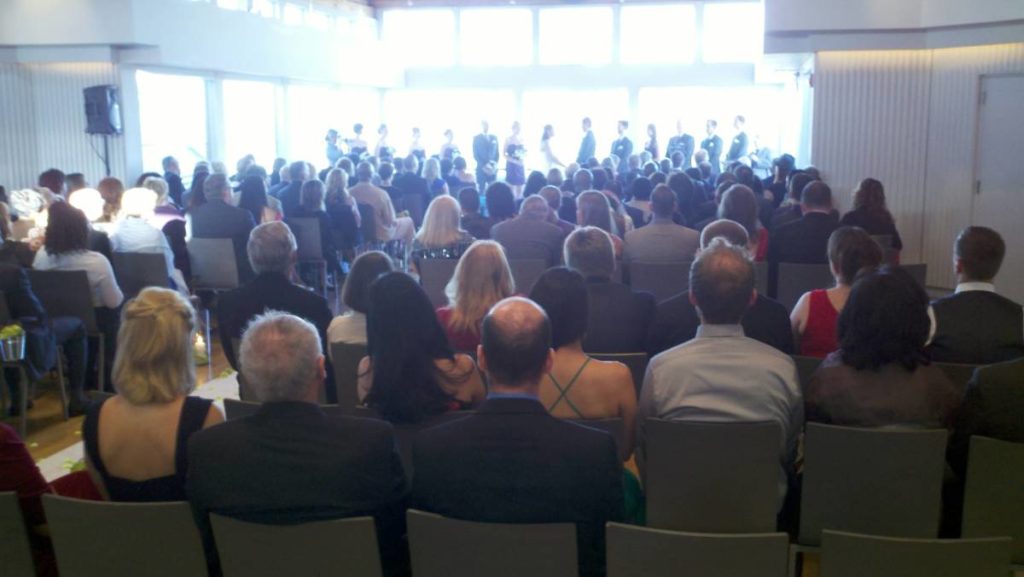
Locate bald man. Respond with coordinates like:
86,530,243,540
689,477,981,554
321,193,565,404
412,297,623,577
647,219,793,356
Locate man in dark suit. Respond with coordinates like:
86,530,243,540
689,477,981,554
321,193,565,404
610,120,633,171
491,196,567,267
577,116,596,165
700,119,723,176
188,311,406,574
189,173,257,283
278,161,308,218
666,120,695,169
768,181,839,294
928,226,1024,364
726,115,749,164
770,172,816,231
162,155,185,207
412,297,623,577
0,264,88,416
216,222,334,399
647,220,793,356
472,121,499,191
564,226,655,353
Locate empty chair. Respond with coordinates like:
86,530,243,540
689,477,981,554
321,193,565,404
211,514,383,577
508,258,549,294
407,509,578,577
43,495,207,577
961,436,1024,564
776,263,833,312
799,424,948,546
0,492,35,577
588,352,648,399
642,419,781,533
187,237,240,291
898,263,927,289
792,354,822,391
418,259,458,308
111,252,170,300
287,217,329,299
606,523,789,577
569,417,627,462
820,530,1011,577
330,342,368,412
628,261,691,303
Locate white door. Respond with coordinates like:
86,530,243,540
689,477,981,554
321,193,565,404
973,75,1024,303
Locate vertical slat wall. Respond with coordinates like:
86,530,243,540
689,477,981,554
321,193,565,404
812,50,933,268
923,44,1024,288
0,62,127,191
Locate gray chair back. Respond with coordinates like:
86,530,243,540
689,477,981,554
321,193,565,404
933,361,979,396
508,258,549,295
629,261,691,303
791,355,822,391
330,341,368,413
569,417,627,462
187,238,240,291
0,492,35,577
111,252,170,299
606,522,789,577
407,509,578,577
43,495,207,577
223,399,347,421
776,263,833,312
897,263,927,289
419,258,458,308
799,423,948,546
820,530,1011,577
588,352,648,399
753,260,769,296
962,436,1024,563
643,419,782,533
286,217,324,261
26,270,99,334
211,514,382,577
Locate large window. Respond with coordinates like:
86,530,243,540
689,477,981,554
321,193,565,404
382,9,456,68
538,7,613,66
521,89,629,170
222,79,277,168
702,3,764,63
459,8,533,67
620,5,698,65
382,90,516,161
136,71,207,177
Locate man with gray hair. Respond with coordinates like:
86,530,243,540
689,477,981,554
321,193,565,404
216,222,333,398
349,160,414,244
189,172,257,282
638,238,802,508
187,311,407,572
490,194,566,267
564,226,654,353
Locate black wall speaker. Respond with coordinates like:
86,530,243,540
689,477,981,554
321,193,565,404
83,85,122,135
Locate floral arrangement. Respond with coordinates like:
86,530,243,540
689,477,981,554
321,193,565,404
0,323,24,340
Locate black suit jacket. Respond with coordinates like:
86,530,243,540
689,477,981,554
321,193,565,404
582,279,656,354
0,265,55,380
768,211,839,295
948,357,1024,479
189,199,256,283
647,292,794,357
187,402,407,573
278,181,303,218
411,397,623,577
165,172,185,207
472,133,499,167
928,291,1024,365
88,229,112,261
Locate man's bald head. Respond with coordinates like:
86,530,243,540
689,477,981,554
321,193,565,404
689,238,755,325
700,219,749,250
480,297,552,389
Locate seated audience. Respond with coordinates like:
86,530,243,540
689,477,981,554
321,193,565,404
667,171,703,226
638,238,802,506
141,176,185,229
96,177,124,223
84,288,223,501
769,180,839,265
626,176,653,222
187,312,407,574
806,267,960,428
237,175,281,225
411,195,474,269
328,251,393,349
840,178,903,255
646,219,794,356
393,155,430,225
277,161,306,217
770,172,815,231
949,357,1024,478
491,195,566,267
66,188,114,258
411,297,623,577
0,201,35,267
458,187,492,240
485,181,517,226
791,227,883,358
529,267,637,459
110,187,184,294
359,272,485,420
565,227,655,353
423,157,448,197
623,184,699,272
436,240,515,351
448,156,477,196
719,184,768,261
928,226,1023,364
350,161,414,244
188,173,257,283
288,179,340,277
324,168,361,253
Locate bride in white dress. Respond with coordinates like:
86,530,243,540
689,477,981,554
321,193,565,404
539,124,565,171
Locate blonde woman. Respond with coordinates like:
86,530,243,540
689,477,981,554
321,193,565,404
435,240,514,351
324,168,360,252
410,195,474,276
83,288,223,501
423,157,449,198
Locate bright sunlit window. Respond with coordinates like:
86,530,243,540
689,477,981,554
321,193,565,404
383,9,456,68
382,90,516,159
702,2,764,63
215,0,247,11
539,7,613,66
136,71,207,177
250,0,276,18
282,2,305,26
306,9,331,31
459,8,533,67
222,79,278,167
620,4,698,65
521,89,629,169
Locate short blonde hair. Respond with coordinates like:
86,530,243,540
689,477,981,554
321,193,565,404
444,240,514,336
416,195,465,248
113,288,197,404
119,187,158,219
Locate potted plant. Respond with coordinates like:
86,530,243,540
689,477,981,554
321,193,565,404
0,323,26,362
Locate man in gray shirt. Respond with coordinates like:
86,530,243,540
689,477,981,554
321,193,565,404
623,184,700,272
491,196,567,267
637,238,803,506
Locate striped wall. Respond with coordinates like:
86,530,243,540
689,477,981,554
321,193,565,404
0,62,127,192
813,44,1024,289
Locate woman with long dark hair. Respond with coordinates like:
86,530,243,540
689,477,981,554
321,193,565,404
237,175,279,224
359,272,485,423
841,178,903,256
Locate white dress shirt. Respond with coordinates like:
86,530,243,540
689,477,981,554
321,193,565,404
926,282,1024,343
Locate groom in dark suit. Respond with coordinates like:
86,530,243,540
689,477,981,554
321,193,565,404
412,297,623,577
472,120,499,192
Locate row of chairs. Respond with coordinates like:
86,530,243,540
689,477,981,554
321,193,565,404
2,495,1014,577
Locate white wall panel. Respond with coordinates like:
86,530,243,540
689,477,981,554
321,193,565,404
0,63,40,191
